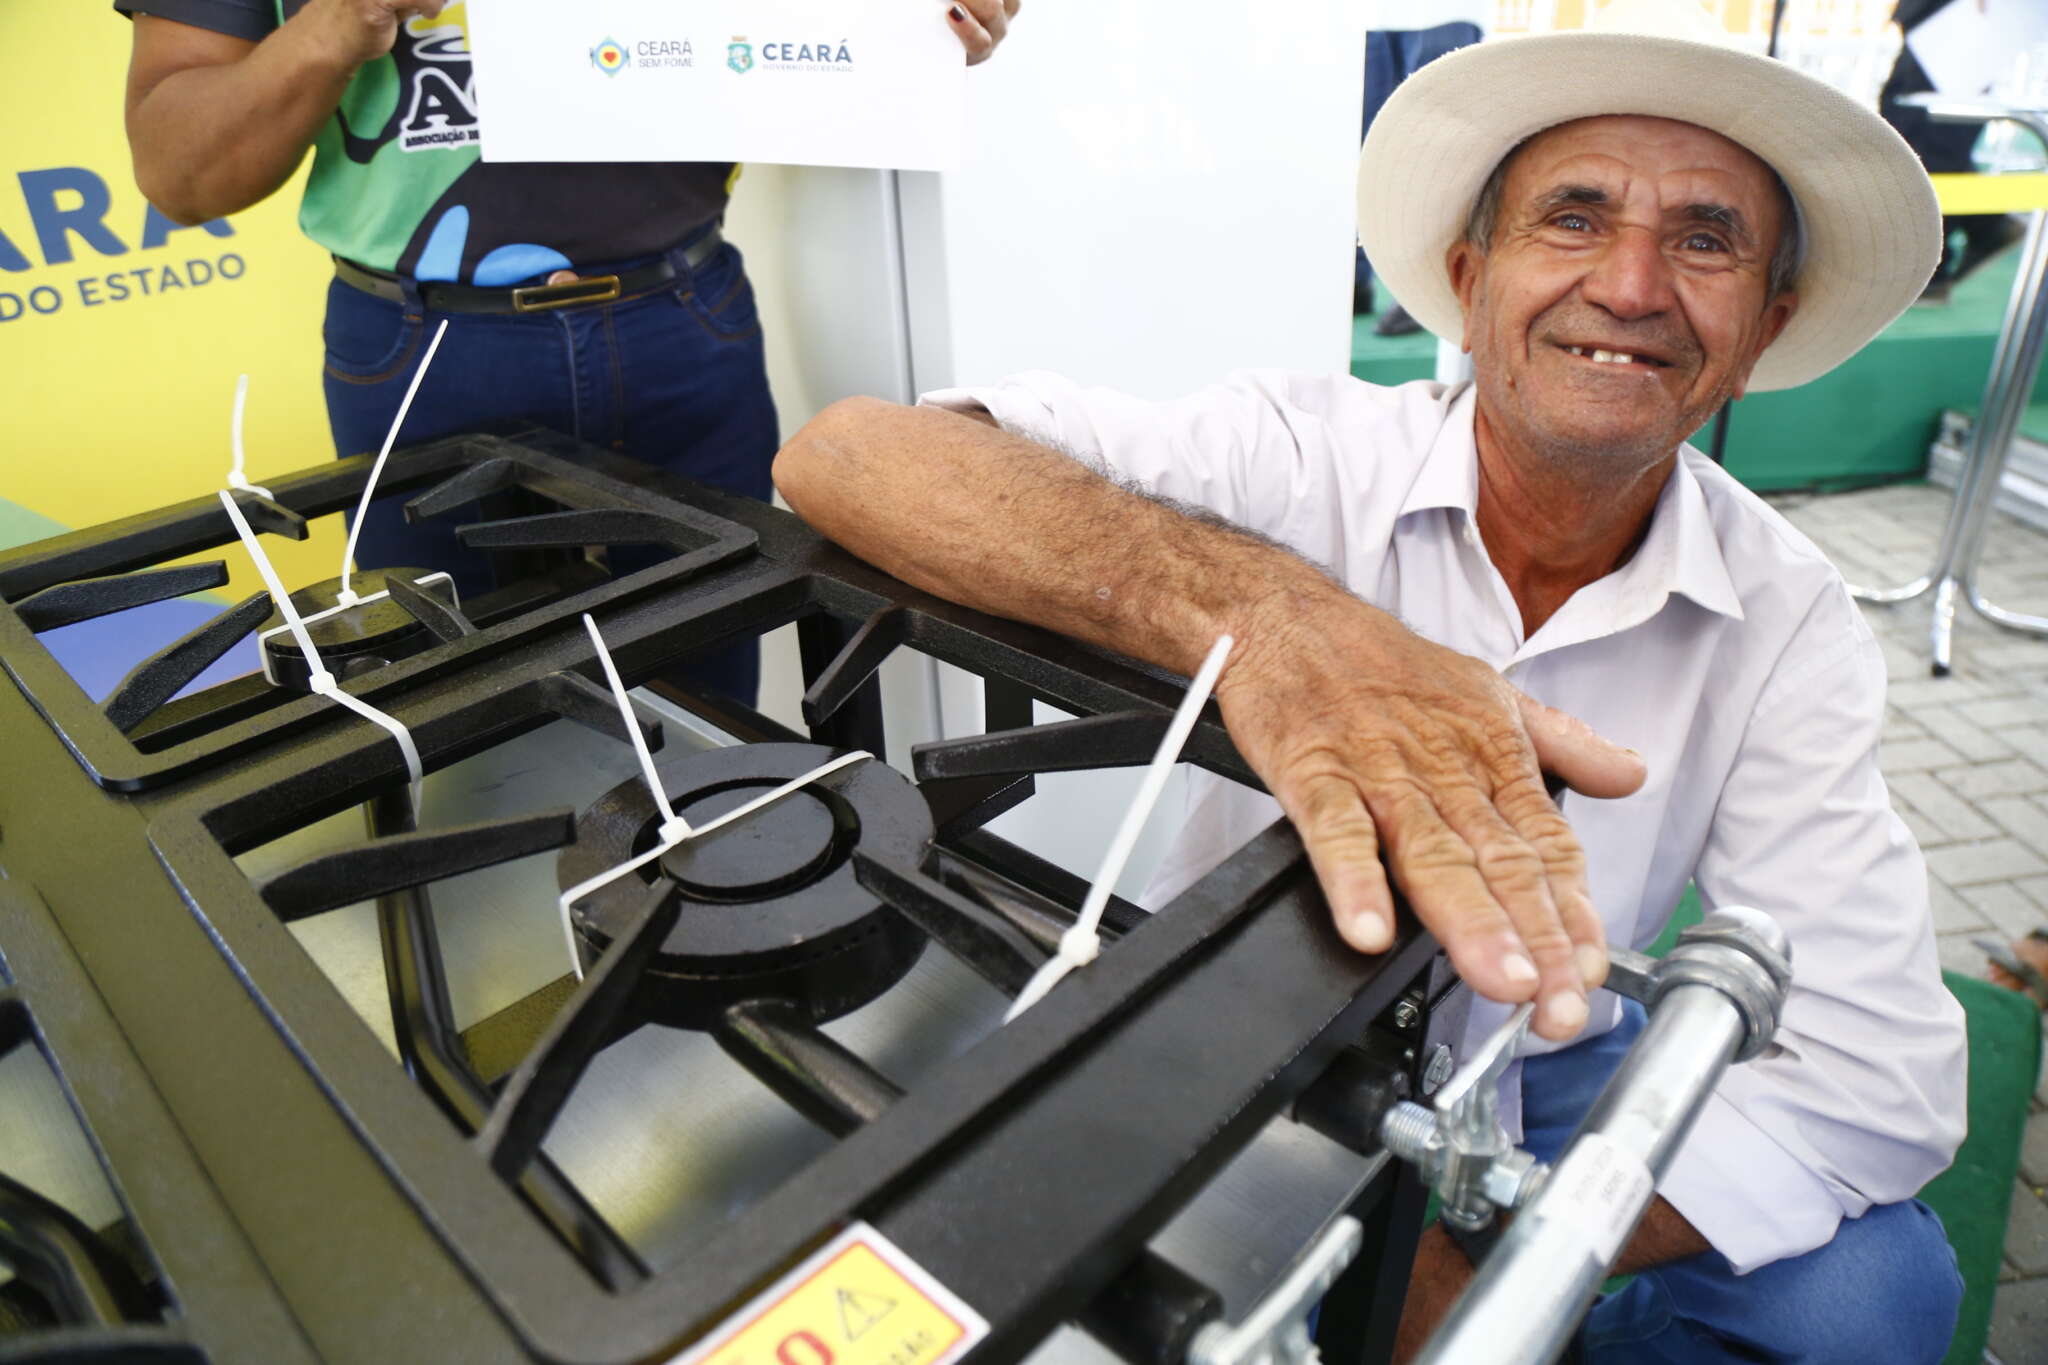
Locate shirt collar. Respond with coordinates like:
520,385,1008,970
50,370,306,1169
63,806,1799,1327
1397,388,1747,649
1397,384,1483,520
1645,452,1746,623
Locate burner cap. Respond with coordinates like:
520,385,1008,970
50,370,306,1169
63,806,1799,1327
658,784,842,900
558,743,933,1030
262,568,446,690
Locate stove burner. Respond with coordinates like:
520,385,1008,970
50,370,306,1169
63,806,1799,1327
558,743,934,1029
261,567,448,690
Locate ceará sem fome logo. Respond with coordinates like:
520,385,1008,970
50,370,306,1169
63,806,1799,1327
591,38,629,75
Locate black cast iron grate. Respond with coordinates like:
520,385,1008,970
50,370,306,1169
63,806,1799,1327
0,428,1435,1365
0,432,756,791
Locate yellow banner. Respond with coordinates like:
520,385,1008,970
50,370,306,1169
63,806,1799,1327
0,7,342,594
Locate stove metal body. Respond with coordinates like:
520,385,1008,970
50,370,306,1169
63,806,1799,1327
0,429,1438,1365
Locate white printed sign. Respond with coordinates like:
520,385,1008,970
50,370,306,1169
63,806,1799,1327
468,0,967,170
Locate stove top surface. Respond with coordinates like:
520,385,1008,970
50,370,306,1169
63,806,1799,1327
0,427,1436,1365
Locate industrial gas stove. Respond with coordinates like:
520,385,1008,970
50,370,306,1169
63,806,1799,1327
0,428,1451,1365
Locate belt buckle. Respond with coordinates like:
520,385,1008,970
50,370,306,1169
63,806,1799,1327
511,274,622,312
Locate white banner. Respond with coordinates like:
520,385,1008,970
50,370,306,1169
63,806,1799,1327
468,0,967,170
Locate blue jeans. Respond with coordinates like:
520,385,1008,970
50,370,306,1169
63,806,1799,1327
321,234,777,704
1522,1000,1964,1363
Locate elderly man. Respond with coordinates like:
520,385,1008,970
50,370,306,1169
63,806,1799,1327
775,5,1965,1360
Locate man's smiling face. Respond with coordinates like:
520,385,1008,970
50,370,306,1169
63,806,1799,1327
1447,115,1798,474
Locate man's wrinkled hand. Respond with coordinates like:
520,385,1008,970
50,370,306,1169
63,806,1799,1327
946,0,1021,64
1216,593,1645,1041
306,0,448,68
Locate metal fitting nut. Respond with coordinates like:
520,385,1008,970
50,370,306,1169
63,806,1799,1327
1422,1045,1454,1096
1675,906,1792,991
1479,1147,1547,1212
1658,908,1795,1063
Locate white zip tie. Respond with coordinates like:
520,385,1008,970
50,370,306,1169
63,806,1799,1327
217,490,424,805
1003,633,1234,1023
321,686,427,802
556,612,870,980
549,748,871,980
583,615,690,842
217,491,327,684
338,318,450,606
225,374,274,499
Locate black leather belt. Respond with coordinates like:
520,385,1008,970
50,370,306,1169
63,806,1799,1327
333,226,724,314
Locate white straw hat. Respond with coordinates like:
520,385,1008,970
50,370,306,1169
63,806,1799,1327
1356,0,1941,392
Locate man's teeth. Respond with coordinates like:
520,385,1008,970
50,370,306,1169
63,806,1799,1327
1564,345,1644,365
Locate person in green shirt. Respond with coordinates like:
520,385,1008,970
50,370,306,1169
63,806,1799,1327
118,0,1019,703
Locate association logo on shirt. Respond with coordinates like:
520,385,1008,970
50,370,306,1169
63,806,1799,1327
591,39,629,76
396,4,480,152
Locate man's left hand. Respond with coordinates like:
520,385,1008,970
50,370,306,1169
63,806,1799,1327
947,0,1019,64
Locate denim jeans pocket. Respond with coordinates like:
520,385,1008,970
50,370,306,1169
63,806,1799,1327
673,243,761,342
323,277,425,384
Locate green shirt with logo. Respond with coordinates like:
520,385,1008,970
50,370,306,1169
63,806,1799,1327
117,0,734,283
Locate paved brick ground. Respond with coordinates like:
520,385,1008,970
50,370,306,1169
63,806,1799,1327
1769,483,2048,1364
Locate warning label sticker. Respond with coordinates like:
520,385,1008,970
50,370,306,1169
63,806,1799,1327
667,1224,990,1365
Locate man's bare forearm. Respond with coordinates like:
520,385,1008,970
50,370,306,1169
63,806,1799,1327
126,13,364,225
774,396,1347,682
1614,1195,1712,1274
777,395,1644,1034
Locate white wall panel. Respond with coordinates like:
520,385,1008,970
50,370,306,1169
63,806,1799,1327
903,0,1365,395
734,1,1365,895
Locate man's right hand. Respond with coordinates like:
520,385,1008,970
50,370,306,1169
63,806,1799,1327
1218,584,1645,1041
773,396,1646,1043
303,0,449,68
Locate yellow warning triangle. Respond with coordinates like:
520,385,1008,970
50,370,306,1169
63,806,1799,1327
836,1287,898,1341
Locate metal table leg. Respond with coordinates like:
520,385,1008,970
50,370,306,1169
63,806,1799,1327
1846,102,2048,676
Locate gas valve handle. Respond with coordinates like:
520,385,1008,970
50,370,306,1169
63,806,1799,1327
1376,1001,1546,1236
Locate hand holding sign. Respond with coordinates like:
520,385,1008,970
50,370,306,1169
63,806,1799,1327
945,0,1021,65
305,0,453,67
